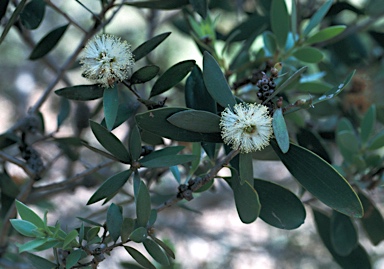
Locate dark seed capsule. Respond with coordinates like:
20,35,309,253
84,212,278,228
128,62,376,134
257,92,263,98
261,84,269,91
269,81,276,88
261,78,269,85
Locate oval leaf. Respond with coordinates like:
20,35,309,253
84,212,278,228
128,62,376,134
203,51,236,108
140,154,197,168
185,65,217,113
129,227,148,243
10,219,38,237
292,47,324,63
15,200,44,228
87,170,132,205
254,179,306,229
306,25,346,45
313,209,372,269
358,191,384,245
103,85,119,131
29,24,69,60
270,0,289,48
263,31,278,55
367,129,384,150
167,110,220,133
273,108,289,153
63,230,79,249
123,0,189,10
125,246,156,269
360,105,376,144
131,65,160,84
143,238,170,266
55,84,104,101
297,81,333,94
107,203,123,242
132,32,171,62
330,211,358,256
271,140,363,218
65,249,83,269
129,124,142,161
303,0,333,36
150,60,196,97
26,253,57,269
20,0,46,30
136,181,151,227
89,120,131,163
135,107,223,143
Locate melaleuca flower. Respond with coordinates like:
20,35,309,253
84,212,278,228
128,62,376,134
80,34,134,88
220,103,273,153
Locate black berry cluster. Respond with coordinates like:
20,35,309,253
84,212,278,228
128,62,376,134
256,67,279,115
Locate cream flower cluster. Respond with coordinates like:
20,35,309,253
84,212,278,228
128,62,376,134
220,103,273,153
80,34,134,88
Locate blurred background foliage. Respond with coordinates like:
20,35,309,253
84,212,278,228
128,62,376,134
1,0,384,268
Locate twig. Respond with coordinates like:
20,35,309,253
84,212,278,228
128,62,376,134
0,151,35,178
44,0,87,33
156,149,239,212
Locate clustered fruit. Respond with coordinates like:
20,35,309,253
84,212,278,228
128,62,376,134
256,66,279,115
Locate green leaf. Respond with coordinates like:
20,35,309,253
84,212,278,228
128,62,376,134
254,179,306,229
271,141,363,218
185,65,216,113
77,217,102,227
55,84,104,101
203,51,236,108
290,0,297,40
121,218,135,242
306,25,346,45
136,181,151,227
358,191,384,245
20,0,46,30
143,238,170,266
136,107,223,143
107,203,123,242
297,128,331,163
367,129,384,150
337,130,359,154
263,31,278,55
303,0,333,36
189,0,207,19
225,13,268,42
29,24,69,60
89,120,131,163
292,47,324,63
125,247,156,269
10,219,38,237
140,154,197,168
151,237,176,259
15,200,44,228
18,238,46,253
239,153,253,185
297,81,333,94
132,32,171,62
103,85,119,131
123,0,189,10
63,230,79,249
57,98,70,129
101,103,138,130
0,0,27,46
313,209,372,269
272,108,289,153
330,211,358,256
360,105,376,144
26,253,57,269
270,0,289,48
167,110,220,133
86,227,101,241
230,171,260,224
129,227,148,243
130,65,160,84
150,60,196,97
87,170,132,205
129,124,142,161
148,209,157,226
66,249,83,269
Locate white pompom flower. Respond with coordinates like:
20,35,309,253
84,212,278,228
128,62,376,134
80,34,134,88
220,103,273,153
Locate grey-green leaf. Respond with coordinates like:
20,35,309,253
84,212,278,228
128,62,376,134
26,253,57,269
15,200,44,228
107,203,123,242
367,129,384,150
330,211,358,256
272,141,363,218
29,24,69,60
306,25,346,45
130,65,160,84
87,170,132,205
10,219,38,237
129,227,148,243
270,0,289,48
143,238,170,266
360,105,376,144
89,120,131,163
254,179,306,229
55,84,104,100
0,0,27,46
273,108,289,153
129,124,142,161
132,32,171,62
20,0,45,30
125,246,156,269
167,110,221,133
303,0,333,36
150,60,196,97
140,154,197,168
292,47,324,63
103,85,119,131
203,51,236,108
123,0,189,10
136,181,151,227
